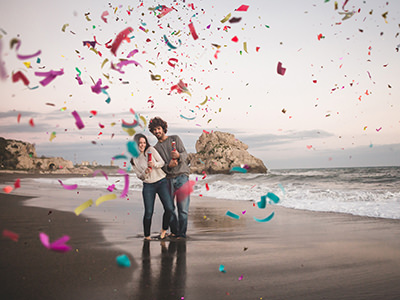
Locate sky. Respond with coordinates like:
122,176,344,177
0,0,399,169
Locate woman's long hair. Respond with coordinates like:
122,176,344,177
133,133,150,153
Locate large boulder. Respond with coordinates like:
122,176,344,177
187,131,267,174
0,137,78,172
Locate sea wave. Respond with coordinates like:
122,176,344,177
32,166,400,220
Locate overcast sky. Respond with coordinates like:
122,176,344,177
0,0,399,169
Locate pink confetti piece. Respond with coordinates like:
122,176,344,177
0,39,7,80
93,169,109,180
236,4,249,11
111,27,133,56
277,62,286,76
376,127,382,132
11,39,42,60
238,275,243,280
111,59,141,74
58,179,78,190
34,69,64,86
101,11,109,23
91,78,109,94
118,169,130,198
306,145,312,149
205,183,210,191
107,184,116,192
2,229,19,242
29,118,34,127
76,75,83,85
231,36,239,43
127,49,139,58
188,22,199,40
12,71,30,86
71,110,84,130
157,7,174,18
17,113,21,123
174,180,196,201
39,232,72,253
2,186,13,193
14,178,21,189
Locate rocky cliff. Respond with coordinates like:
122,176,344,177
187,131,267,174
0,137,91,174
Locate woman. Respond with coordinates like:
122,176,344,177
130,133,177,240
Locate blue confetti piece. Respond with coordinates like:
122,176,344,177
278,183,285,194
266,192,280,204
257,195,267,209
112,155,128,160
127,141,140,158
116,254,131,267
219,264,226,273
253,212,275,223
225,210,240,219
230,166,247,173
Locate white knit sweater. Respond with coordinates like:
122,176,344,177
131,146,166,183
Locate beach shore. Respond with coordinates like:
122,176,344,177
1,173,400,299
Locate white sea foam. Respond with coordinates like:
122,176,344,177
32,166,400,220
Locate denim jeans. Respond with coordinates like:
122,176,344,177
142,177,177,237
168,174,190,238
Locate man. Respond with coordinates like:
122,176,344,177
149,117,191,238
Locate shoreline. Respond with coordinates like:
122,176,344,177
2,174,400,299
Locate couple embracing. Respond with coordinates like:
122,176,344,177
130,117,190,240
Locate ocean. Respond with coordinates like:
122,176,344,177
31,166,400,220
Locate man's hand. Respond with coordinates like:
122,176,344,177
148,161,154,168
171,150,180,160
145,167,152,174
168,159,178,168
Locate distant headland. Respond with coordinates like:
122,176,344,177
0,132,267,174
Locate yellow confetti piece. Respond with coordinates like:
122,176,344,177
96,194,117,207
101,58,109,68
123,127,136,136
74,199,93,216
90,47,99,55
243,42,248,53
200,96,208,105
111,122,116,126
61,23,69,32
60,107,67,111
221,13,231,23
23,62,31,68
140,115,147,127
49,132,56,142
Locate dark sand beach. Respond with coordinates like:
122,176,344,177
1,173,400,300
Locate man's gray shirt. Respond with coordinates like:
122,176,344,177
154,135,190,178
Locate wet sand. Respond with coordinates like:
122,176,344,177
1,173,400,299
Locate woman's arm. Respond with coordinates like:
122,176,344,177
131,157,147,181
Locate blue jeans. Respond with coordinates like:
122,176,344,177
142,177,177,237
168,174,190,238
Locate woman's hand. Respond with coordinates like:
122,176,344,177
145,167,152,174
148,161,154,168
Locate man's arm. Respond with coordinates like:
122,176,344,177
174,135,188,164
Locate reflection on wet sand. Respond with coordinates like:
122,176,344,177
134,240,186,300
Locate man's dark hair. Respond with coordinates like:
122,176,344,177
148,117,168,134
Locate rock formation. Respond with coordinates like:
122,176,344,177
0,137,92,174
187,131,267,174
